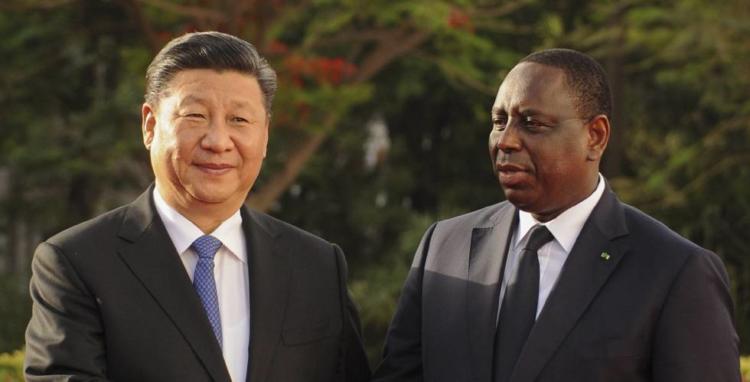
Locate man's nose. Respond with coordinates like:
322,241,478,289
201,118,234,152
496,124,522,153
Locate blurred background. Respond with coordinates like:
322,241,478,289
1,0,749,377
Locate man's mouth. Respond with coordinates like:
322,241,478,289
496,163,530,186
194,162,234,175
496,163,527,173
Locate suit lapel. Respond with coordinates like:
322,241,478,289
243,209,290,382
116,187,231,382
466,203,517,382
510,186,630,382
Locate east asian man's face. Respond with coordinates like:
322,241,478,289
142,69,269,212
489,62,596,220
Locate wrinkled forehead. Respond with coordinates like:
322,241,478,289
492,62,573,115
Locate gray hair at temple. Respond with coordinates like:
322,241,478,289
144,31,277,116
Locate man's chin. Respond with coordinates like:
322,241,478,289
501,187,535,210
187,187,241,206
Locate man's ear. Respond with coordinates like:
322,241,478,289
142,103,156,150
586,114,610,161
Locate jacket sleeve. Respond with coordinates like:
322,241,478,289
651,249,740,381
333,244,372,382
24,241,110,382
371,223,437,382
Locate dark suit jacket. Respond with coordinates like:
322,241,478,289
24,187,371,382
373,185,739,382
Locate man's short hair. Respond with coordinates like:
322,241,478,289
520,48,612,120
145,31,277,115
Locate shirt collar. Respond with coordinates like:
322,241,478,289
516,173,606,253
153,187,246,263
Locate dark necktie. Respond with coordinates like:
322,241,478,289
493,225,554,382
192,235,223,348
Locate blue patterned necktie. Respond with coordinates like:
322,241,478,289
192,235,223,348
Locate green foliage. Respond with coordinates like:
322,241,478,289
1,0,749,368
571,0,750,345
0,278,29,353
0,349,23,382
742,356,750,381
349,214,433,361
0,2,149,231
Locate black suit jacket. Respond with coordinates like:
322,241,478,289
373,184,739,381
24,187,371,382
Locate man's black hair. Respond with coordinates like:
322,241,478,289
145,31,277,115
520,48,612,120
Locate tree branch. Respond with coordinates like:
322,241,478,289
247,117,334,211
0,0,73,11
470,0,533,18
137,0,226,23
247,28,431,212
226,0,255,36
354,28,430,82
311,27,408,46
118,0,161,54
414,52,497,95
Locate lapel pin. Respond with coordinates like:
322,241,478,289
600,252,611,261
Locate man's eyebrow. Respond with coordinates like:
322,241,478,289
177,95,207,106
229,100,253,109
519,107,543,116
491,106,543,115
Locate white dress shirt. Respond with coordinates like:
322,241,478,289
153,188,250,382
497,174,606,322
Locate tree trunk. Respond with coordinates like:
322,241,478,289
602,10,627,178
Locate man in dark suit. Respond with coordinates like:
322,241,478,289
373,49,739,381
24,31,370,382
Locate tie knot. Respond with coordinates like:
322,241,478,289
192,235,222,260
524,225,554,252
